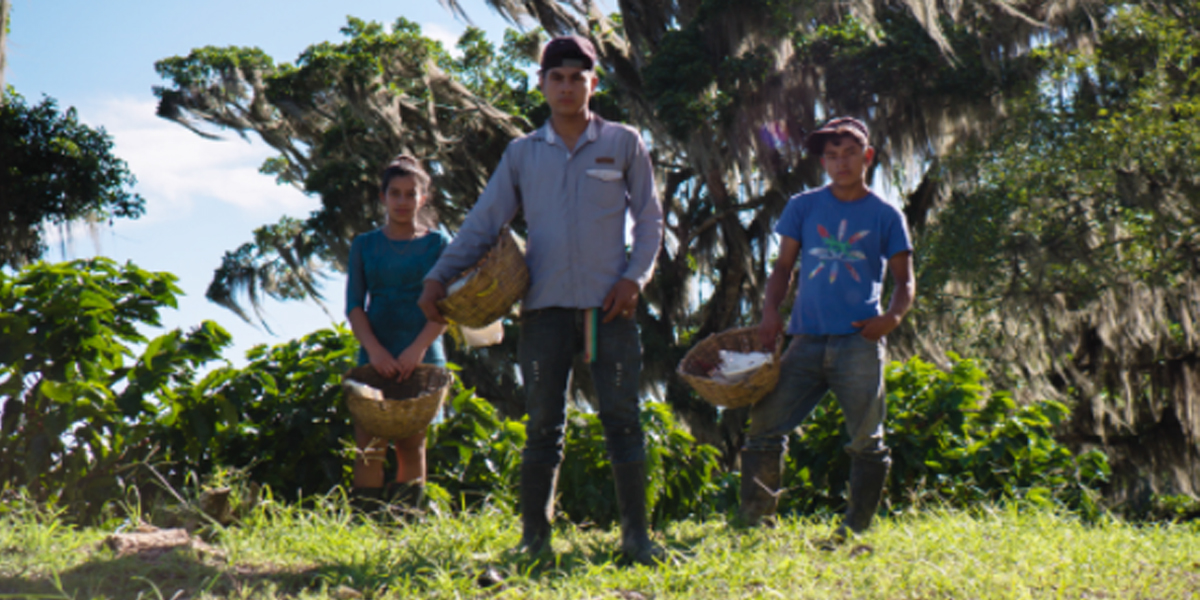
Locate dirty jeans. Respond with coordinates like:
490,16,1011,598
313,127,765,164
745,333,889,459
519,308,646,467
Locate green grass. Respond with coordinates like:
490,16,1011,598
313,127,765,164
1,497,1197,599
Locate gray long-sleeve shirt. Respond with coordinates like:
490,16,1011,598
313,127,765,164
426,116,663,311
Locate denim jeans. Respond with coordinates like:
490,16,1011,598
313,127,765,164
745,333,888,459
518,308,645,467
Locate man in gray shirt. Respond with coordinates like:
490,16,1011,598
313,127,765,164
418,36,664,565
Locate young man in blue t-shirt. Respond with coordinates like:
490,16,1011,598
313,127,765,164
741,117,915,541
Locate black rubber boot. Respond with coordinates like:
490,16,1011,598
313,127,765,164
515,462,559,557
832,452,891,542
612,461,665,566
386,481,426,520
738,449,784,527
389,481,425,507
349,487,385,514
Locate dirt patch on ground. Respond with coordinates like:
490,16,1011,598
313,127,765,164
0,532,321,599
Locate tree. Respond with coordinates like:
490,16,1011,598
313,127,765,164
1,0,9,96
0,258,229,520
437,0,1102,454
0,90,145,268
445,0,1199,504
916,1,1200,503
154,19,542,414
156,2,1104,461
154,19,531,319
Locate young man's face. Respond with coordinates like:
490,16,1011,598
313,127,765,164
819,135,874,188
539,66,598,118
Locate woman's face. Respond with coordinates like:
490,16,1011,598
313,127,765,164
381,174,424,225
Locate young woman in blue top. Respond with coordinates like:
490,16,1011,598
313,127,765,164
345,154,449,507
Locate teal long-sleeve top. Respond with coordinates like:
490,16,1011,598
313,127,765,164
345,228,449,367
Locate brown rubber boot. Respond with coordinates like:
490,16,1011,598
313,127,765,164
738,449,784,527
612,461,665,566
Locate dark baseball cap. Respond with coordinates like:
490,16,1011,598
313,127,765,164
540,35,597,71
804,117,870,155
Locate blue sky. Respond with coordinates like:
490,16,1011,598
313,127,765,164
7,0,522,364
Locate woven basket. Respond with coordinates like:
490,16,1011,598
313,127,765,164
343,365,453,439
437,226,530,328
677,327,782,409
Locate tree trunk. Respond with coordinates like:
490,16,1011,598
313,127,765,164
0,0,9,101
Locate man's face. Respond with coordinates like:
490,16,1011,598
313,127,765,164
819,135,874,188
540,66,597,118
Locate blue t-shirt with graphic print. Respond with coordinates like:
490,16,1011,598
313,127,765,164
776,187,912,336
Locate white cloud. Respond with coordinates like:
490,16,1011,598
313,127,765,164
422,22,466,57
80,96,319,226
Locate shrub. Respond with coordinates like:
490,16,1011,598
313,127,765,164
554,400,724,526
0,259,1113,525
151,327,359,501
427,390,725,526
780,354,1110,519
0,259,229,521
425,377,525,510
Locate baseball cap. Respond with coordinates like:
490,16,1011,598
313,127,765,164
540,35,597,71
804,117,870,155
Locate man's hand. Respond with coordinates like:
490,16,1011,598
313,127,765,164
758,309,784,351
418,280,448,324
855,251,915,342
601,278,640,323
851,312,902,342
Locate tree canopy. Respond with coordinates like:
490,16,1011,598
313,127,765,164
0,90,145,268
0,0,9,95
153,19,532,324
918,2,1200,501
154,0,1200,500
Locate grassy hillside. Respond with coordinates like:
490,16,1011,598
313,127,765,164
2,496,1197,599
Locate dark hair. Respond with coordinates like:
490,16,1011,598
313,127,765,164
379,154,432,195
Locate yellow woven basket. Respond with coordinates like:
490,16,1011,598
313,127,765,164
343,365,453,439
677,327,782,409
437,226,530,328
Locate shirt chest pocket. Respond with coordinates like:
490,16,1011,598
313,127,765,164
582,168,627,214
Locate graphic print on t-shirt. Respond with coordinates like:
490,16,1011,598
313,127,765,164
808,219,870,283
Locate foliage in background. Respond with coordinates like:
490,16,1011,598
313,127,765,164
425,377,525,510
426,382,724,526
0,258,227,521
0,258,1113,527
152,19,533,324
916,1,1200,504
152,1,1108,470
553,401,725,527
0,90,144,268
782,355,1111,519
150,327,358,502
152,22,552,417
